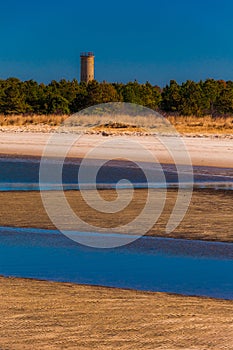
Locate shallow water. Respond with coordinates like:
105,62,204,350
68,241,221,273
0,158,232,299
0,227,233,300
0,156,232,190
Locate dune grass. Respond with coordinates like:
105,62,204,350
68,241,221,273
167,115,233,134
0,114,66,127
0,114,233,135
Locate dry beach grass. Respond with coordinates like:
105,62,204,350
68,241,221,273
0,114,66,127
0,114,233,136
167,115,233,135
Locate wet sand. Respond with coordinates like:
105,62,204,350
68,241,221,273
0,188,232,242
0,276,232,350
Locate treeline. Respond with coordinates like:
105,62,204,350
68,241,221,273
0,77,233,116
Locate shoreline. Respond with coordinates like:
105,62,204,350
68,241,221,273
1,275,231,301
0,132,232,168
1,225,233,244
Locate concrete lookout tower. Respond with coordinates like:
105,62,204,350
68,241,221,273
80,52,95,83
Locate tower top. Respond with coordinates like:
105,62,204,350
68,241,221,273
80,52,94,57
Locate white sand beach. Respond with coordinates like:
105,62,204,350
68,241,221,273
0,132,232,168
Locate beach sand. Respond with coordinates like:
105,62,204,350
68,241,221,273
0,276,232,350
0,132,232,167
0,188,232,242
0,132,232,349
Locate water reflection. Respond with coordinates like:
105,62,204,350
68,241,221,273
0,227,232,300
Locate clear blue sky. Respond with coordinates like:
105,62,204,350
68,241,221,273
1,0,233,86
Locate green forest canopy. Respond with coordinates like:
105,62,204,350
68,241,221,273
0,77,233,116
